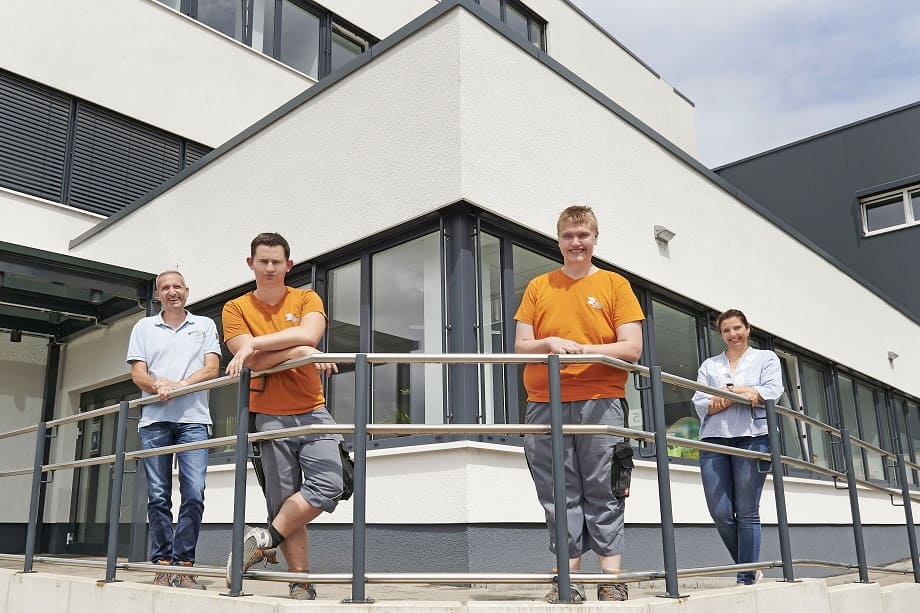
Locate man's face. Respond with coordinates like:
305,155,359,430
156,273,189,310
557,221,597,265
248,245,292,286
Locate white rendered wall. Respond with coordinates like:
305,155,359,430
0,335,48,522
0,0,313,147
0,189,101,255
452,9,920,396
69,11,467,298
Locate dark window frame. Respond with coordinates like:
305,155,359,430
474,0,548,51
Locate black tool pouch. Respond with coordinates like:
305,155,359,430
339,441,355,501
611,441,634,499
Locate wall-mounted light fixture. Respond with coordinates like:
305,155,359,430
888,351,899,362
89,289,103,305
654,225,676,244
9,329,22,343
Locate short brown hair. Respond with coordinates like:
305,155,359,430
716,308,750,331
155,270,186,289
557,205,599,236
251,232,290,260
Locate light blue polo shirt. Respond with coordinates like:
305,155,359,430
126,311,221,428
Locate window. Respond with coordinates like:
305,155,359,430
478,233,505,424
474,0,547,50
651,300,701,459
860,184,920,235
326,260,361,431
0,69,211,217
837,375,866,478
195,0,244,40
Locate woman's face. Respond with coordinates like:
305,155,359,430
720,316,750,351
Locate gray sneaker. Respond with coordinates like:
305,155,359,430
289,581,317,600
225,525,277,587
597,582,628,601
544,582,586,603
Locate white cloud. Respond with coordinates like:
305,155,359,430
571,0,920,166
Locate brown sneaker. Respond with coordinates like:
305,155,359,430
544,582,585,603
174,561,206,590
153,560,173,586
289,581,317,600
597,582,628,601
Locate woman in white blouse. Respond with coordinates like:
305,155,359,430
691,309,783,586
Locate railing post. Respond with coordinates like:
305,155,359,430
650,366,681,598
895,454,920,583
764,399,795,582
104,400,131,582
23,422,47,573
345,354,373,603
839,429,869,582
547,354,573,602
226,368,251,596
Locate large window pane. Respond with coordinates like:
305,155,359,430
856,384,886,481
479,0,501,18
865,195,905,232
504,3,530,39
837,376,865,479
155,0,182,10
196,0,244,40
801,361,833,470
251,0,276,54
775,350,807,463
908,402,920,486
371,234,443,428
209,312,240,453
912,191,920,222
331,29,364,73
327,261,360,431
280,1,321,78
479,233,505,423
511,244,558,422
652,300,700,459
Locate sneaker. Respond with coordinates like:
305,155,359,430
737,570,764,586
153,560,173,587
544,582,586,604
173,561,206,590
597,582,628,601
289,581,317,600
225,525,276,587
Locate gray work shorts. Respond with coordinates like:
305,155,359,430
523,398,626,558
255,408,344,518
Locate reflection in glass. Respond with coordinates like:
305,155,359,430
504,3,529,39
196,0,244,40
156,0,182,10
912,191,920,222
251,0,276,54
280,0,321,78
801,361,832,469
371,234,443,428
530,19,544,49
511,244,559,422
865,195,905,232
327,261,360,432
908,402,920,485
479,233,504,423
837,375,865,479
856,384,885,480
332,30,364,73
652,301,700,459
776,350,807,462
479,0,501,18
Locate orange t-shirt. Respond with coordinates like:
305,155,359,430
222,287,327,415
514,269,644,402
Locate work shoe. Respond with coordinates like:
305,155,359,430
544,581,586,604
173,561,206,590
225,525,277,587
597,582,628,601
289,581,317,600
153,560,173,587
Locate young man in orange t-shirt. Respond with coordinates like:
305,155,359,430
222,232,342,600
515,206,644,603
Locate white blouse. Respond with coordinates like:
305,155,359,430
691,347,784,439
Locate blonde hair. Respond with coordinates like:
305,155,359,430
556,205,599,236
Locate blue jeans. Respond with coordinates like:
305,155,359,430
139,422,208,564
699,434,769,584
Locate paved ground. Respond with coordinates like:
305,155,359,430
1,557,916,604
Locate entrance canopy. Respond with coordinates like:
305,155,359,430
0,241,154,341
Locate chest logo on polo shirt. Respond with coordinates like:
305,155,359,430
285,313,301,323
586,296,602,310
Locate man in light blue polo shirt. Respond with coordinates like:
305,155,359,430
127,270,220,589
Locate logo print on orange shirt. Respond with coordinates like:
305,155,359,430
587,296,602,310
285,313,301,323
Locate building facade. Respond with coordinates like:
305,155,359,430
0,0,918,574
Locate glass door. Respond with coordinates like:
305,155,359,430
68,381,141,555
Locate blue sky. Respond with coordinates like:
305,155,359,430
572,0,920,167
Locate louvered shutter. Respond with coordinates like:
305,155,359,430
184,140,212,168
0,70,71,201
